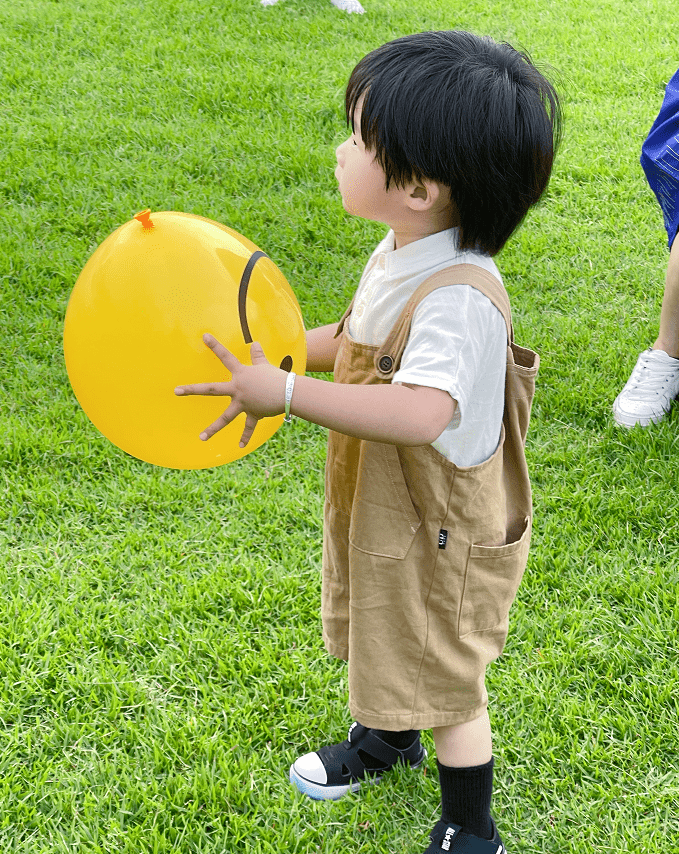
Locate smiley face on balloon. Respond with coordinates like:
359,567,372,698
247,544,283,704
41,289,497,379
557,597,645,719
63,210,306,469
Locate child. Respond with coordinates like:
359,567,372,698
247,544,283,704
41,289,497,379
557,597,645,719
613,68,679,427
176,30,560,853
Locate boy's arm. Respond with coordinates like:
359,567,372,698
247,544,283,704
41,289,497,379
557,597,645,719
175,334,456,448
306,323,341,372
287,372,455,445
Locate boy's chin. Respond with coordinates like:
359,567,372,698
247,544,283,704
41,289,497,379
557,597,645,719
340,199,380,223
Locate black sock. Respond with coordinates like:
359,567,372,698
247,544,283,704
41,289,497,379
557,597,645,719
437,757,494,840
373,729,419,749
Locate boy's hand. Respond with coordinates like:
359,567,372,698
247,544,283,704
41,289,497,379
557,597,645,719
174,333,286,447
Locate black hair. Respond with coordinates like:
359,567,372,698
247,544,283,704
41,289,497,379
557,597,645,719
345,30,562,255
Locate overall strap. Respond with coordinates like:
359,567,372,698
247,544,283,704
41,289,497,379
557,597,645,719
335,299,355,338
373,263,514,379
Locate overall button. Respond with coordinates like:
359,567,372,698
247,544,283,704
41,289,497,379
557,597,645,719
378,355,393,373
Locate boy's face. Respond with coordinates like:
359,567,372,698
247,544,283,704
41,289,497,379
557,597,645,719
334,102,401,226
335,98,454,247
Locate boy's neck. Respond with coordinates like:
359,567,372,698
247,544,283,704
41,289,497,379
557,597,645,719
391,197,460,250
393,225,448,250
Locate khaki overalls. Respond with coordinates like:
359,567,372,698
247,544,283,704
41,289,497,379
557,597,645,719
321,264,537,730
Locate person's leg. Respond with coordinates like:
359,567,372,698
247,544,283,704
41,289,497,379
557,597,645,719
432,713,494,840
653,234,679,357
613,237,679,427
432,711,492,768
423,713,505,852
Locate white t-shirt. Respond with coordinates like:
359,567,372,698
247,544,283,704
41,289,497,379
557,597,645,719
347,228,506,467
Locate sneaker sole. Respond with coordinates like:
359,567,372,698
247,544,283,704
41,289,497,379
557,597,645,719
289,749,427,801
613,406,669,428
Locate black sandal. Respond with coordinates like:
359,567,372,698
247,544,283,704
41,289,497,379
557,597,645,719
423,819,505,853
289,721,427,800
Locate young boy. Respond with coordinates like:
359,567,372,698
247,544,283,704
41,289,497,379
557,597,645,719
176,30,560,853
613,67,679,427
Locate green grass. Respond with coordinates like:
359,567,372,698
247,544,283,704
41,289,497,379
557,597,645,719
1,0,679,851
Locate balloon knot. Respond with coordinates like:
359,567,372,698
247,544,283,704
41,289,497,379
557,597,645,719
134,209,154,230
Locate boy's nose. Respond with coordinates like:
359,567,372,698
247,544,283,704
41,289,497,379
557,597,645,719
335,140,347,165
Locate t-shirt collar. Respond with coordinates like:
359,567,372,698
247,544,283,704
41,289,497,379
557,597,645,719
380,228,462,279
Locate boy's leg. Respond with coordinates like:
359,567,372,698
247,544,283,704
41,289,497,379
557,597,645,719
433,711,492,768
424,713,505,852
432,713,494,840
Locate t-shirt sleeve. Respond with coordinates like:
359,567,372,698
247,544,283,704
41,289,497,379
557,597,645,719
392,285,506,427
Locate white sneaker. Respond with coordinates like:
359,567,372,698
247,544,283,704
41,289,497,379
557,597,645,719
613,348,679,427
330,0,365,12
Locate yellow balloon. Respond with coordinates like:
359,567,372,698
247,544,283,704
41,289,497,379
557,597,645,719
63,210,307,469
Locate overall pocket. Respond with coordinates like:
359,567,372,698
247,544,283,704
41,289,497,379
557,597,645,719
458,515,531,637
349,442,421,560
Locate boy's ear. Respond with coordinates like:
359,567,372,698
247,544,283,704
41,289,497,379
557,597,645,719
406,179,442,211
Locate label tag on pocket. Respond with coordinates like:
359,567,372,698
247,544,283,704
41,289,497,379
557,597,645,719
438,529,448,549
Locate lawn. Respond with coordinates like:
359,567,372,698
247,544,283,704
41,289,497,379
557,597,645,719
1,0,677,851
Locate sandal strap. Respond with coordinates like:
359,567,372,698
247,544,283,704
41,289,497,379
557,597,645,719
427,820,505,853
346,723,405,765
315,722,423,784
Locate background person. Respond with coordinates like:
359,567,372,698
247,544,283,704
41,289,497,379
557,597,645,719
613,69,679,427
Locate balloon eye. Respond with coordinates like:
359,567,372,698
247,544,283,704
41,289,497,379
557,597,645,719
279,355,293,372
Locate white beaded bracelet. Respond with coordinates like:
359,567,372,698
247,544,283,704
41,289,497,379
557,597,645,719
284,371,296,423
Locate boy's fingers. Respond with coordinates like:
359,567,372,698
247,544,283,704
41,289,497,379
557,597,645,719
199,401,241,440
238,413,259,448
249,341,269,365
175,382,231,396
203,333,239,369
